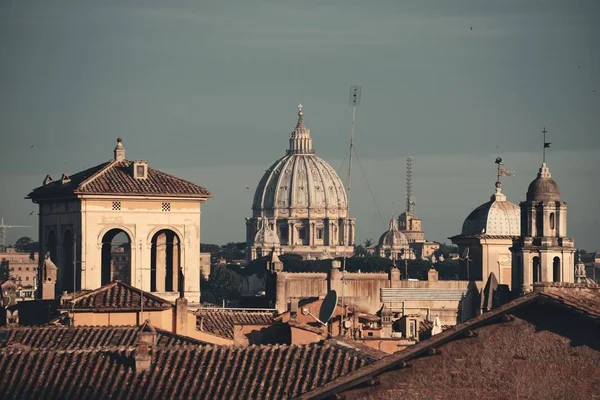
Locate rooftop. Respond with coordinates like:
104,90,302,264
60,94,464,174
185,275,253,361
195,309,276,339
60,280,173,312
0,342,373,399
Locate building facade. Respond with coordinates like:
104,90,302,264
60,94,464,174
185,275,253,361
247,105,355,260
27,138,212,303
511,162,575,293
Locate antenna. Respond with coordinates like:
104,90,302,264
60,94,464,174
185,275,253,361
406,157,414,214
342,85,361,327
0,218,33,252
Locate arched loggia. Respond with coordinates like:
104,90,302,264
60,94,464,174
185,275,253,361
62,230,79,292
150,229,181,293
101,229,132,285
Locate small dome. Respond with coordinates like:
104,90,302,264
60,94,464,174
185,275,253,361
462,184,520,236
526,163,561,202
378,218,409,247
253,219,280,247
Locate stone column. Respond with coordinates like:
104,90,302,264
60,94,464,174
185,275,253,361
172,236,179,293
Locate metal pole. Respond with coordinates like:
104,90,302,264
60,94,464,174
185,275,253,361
73,232,77,292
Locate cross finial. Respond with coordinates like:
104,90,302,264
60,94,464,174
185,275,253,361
297,103,304,117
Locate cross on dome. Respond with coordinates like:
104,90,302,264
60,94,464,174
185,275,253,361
298,103,303,116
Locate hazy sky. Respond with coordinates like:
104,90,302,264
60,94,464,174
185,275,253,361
1,0,598,250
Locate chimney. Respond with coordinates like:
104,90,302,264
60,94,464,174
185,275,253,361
290,298,299,320
40,252,57,300
174,297,188,335
427,267,439,283
135,321,157,372
114,137,126,161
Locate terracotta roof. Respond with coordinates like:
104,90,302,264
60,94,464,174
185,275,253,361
0,342,372,399
195,309,275,339
60,280,173,312
300,285,600,399
0,325,209,350
27,160,211,200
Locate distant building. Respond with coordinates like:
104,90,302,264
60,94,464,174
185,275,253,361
0,249,38,301
26,138,212,303
375,218,415,262
247,105,355,260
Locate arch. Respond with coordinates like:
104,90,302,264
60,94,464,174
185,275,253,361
46,230,58,263
150,229,181,293
553,256,561,282
549,212,555,230
97,225,136,247
101,229,132,285
532,256,541,283
62,230,78,292
146,226,185,247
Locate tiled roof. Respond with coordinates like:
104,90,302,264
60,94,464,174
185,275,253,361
0,325,209,350
0,343,372,399
61,280,173,312
300,285,600,399
27,160,211,200
196,309,275,339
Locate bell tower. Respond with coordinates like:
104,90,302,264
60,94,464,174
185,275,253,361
511,130,575,293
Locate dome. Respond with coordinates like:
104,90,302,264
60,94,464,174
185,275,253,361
378,218,409,247
253,218,280,247
526,163,561,202
462,183,520,236
252,107,348,217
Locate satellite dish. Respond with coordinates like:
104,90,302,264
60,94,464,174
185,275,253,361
318,290,338,325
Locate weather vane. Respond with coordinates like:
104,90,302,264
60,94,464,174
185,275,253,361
542,127,551,163
495,157,515,185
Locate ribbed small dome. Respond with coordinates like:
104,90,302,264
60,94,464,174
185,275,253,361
462,184,520,236
526,163,561,202
252,108,348,217
378,219,409,247
253,219,280,247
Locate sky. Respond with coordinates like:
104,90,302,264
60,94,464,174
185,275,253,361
0,0,598,250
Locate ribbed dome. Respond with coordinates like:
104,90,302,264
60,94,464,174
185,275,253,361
253,218,280,247
462,183,520,236
252,108,348,217
526,163,561,202
378,218,409,247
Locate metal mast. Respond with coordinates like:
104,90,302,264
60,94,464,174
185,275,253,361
406,157,414,214
342,85,361,326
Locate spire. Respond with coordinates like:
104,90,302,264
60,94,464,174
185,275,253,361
288,104,314,154
406,157,414,214
114,137,126,161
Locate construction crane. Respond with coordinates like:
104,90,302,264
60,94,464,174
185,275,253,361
0,218,32,252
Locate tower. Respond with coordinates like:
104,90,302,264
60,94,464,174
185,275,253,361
511,130,575,293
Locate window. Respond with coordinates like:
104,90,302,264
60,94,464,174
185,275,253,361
26,277,29,281
316,228,323,240
549,213,555,230
112,201,121,211
162,202,171,212
298,227,307,240
367,332,374,337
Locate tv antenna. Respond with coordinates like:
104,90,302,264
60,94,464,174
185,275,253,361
459,247,471,280
406,157,415,214
302,290,338,327
0,218,32,252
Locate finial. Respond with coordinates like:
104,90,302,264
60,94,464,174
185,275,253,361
297,103,303,117
117,137,123,143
